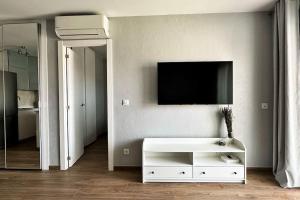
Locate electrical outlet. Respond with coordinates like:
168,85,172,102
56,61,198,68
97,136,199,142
123,148,130,155
261,103,269,110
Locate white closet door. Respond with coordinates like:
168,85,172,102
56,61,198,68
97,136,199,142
84,48,97,146
66,47,85,167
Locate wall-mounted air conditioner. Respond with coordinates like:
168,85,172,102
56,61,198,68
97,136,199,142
55,15,109,39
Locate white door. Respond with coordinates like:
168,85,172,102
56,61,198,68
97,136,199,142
84,48,97,146
66,47,85,167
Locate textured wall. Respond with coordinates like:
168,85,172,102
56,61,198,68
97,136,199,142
46,20,60,166
110,13,273,167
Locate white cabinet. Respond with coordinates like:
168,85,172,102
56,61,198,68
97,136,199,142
193,166,244,179
142,138,246,183
144,166,193,179
28,57,38,90
9,66,29,90
18,109,36,140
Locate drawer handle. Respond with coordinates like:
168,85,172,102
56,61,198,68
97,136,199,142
233,172,237,175
180,171,186,175
201,172,206,175
150,171,155,174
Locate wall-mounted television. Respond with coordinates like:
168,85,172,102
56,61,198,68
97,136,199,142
157,61,233,105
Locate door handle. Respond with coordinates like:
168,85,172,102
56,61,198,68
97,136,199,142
81,104,85,107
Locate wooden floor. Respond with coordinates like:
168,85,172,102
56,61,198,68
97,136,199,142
0,137,299,200
0,137,40,169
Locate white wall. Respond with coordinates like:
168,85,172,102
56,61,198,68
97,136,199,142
46,12,273,167
46,20,60,165
110,13,273,167
94,47,108,135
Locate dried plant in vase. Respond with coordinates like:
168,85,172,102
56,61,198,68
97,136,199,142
221,107,233,138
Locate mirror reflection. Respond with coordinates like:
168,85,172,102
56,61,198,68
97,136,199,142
0,25,5,168
1,23,40,169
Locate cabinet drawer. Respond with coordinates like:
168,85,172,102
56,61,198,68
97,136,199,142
144,166,192,179
194,167,244,179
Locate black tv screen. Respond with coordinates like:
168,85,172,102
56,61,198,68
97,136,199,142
157,61,233,105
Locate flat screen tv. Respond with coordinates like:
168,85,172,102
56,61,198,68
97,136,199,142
157,61,233,105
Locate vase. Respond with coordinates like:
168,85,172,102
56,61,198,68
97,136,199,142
219,116,227,138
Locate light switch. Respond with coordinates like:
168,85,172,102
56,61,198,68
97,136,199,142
261,103,269,110
122,99,130,106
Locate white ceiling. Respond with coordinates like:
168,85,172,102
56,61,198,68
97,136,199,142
0,0,276,20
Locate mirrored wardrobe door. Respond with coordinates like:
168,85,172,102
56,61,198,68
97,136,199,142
3,23,40,169
0,25,6,168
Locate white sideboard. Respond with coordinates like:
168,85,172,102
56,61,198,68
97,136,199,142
142,138,246,183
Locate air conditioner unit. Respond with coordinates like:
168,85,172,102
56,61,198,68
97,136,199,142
55,15,109,39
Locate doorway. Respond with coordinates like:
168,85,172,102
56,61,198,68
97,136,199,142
58,39,113,171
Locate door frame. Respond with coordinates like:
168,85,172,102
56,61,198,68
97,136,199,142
0,20,49,170
58,39,114,171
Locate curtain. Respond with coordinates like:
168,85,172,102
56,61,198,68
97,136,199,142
273,0,300,188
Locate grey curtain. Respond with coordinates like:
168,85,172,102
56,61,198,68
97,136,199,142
273,0,300,188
